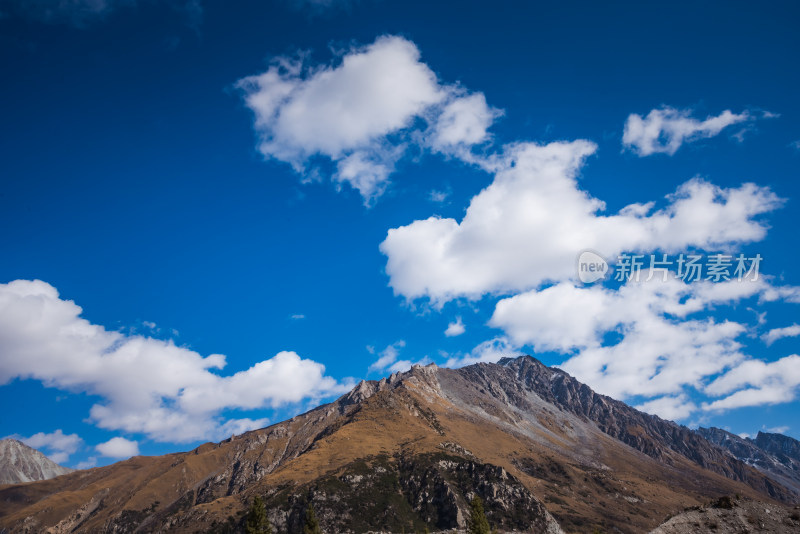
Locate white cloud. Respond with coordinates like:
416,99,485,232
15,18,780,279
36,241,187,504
762,324,800,346
238,35,499,203
367,340,431,374
444,317,465,337
431,93,501,155
74,456,97,470
368,340,405,373
381,140,781,305
443,337,516,368
19,429,83,464
491,282,615,352
333,150,395,200
47,452,70,464
636,394,697,421
482,272,800,420
703,355,800,411
492,276,758,401
290,313,306,320
0,280,351,443
96,437,139,459
622,106,753,156
386,357,432,374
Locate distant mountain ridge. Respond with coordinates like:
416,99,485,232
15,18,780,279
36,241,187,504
0,355,797,533
0,439,73,485
697,427,800,495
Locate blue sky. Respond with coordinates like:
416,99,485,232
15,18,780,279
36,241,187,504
1,0,799,468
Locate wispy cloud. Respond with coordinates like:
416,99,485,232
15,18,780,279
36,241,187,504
428,189,450,203
74,456,98,470
622,106,755,156
368,340,405,373
762,324,800,346
367,340,430,374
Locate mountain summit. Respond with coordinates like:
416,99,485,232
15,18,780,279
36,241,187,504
0,356,796,533
0,439,73,485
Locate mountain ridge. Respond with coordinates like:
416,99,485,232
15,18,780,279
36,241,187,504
697,426,800,496
0,355,796,533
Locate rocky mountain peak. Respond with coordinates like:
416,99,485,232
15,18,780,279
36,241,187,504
0,438,73,485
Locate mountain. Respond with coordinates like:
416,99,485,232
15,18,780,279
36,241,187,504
696,427,800,495
0,439,73,485
0,356,796,533
755,431,800,464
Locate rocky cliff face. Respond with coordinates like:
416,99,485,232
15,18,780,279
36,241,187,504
252,451,562,534
697,427,800,495
756,431,800,463
0,439,72,485
0,356,796,534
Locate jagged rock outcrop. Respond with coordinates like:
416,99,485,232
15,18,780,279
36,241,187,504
0,439,72,485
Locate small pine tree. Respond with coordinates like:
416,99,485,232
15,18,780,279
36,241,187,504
468,495,491,534
303,503,322,534
245,495,272,534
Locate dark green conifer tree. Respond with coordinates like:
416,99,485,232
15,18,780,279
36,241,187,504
468,495,491,534
303,502,322,534
245,495,271,534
